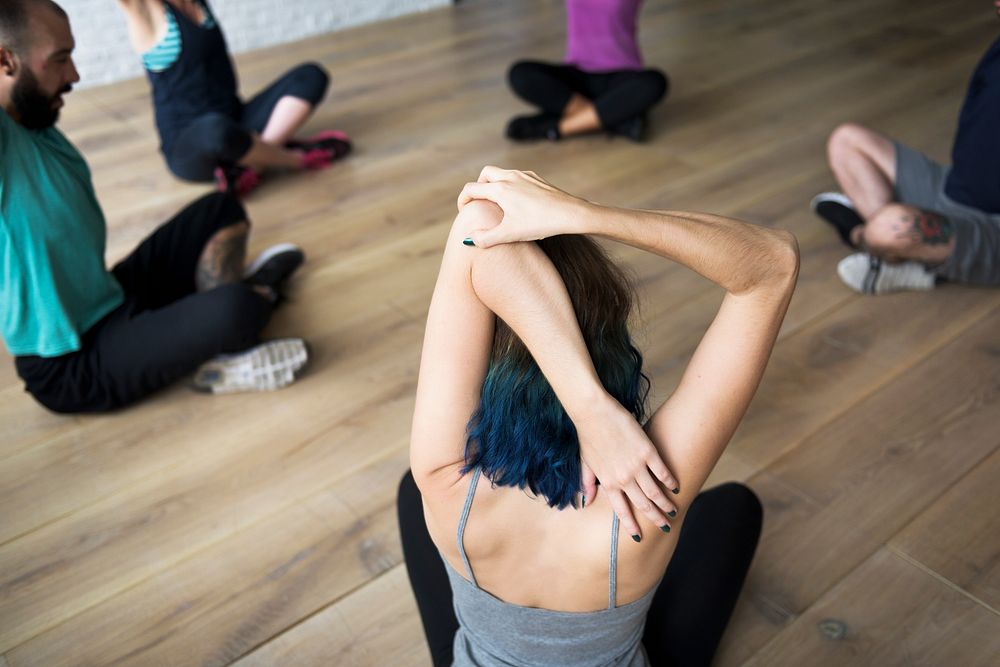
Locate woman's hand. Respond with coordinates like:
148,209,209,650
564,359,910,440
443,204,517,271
457,166,592,247
574,394,680,540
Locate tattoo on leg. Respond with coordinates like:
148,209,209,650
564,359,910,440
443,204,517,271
899,211,953,246
196,226,248,291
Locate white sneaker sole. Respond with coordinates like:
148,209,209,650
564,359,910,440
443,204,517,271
244,243,303,279
837,253,935,295
192,338,310,394
811,191,855,212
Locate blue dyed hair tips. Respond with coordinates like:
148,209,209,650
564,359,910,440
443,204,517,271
462,235,649,509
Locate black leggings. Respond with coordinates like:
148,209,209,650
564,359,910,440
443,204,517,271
15,193,272,413
397,471,761,667
166,63,330,182
508,60,668,128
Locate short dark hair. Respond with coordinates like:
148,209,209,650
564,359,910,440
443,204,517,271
0,0,67,55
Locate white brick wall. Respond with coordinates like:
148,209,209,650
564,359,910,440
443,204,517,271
62,0,450,88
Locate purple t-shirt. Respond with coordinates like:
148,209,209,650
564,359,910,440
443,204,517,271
564,0,644,73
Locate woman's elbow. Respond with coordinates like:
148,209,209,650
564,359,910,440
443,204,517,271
742,228,798,296
771,229,800,281
451,200,503,238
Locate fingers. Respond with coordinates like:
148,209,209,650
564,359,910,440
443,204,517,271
478,166,549,187
478,165,514,184
470,227,505,249
580,463,598,508
607,490,642,542
644,450,680,495
636,470,676,526
623,479,669,533
457,181,495,209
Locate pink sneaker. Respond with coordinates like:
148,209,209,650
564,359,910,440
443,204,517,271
289,130,352,170
214,165,262,198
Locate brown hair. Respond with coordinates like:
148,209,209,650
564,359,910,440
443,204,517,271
465,235,649,508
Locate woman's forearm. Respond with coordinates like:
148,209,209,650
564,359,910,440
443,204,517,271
468,240,606,422
579,204,799,296
467,236,679,526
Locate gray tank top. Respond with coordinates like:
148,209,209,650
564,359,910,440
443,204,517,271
444,469,656,666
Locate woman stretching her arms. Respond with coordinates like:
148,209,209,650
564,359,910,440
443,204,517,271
399,168,798,666
116,0,351,195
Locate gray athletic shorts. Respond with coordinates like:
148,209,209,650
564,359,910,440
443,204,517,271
894,142,1000,285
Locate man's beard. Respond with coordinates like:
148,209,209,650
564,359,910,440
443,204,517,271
11,67,70,130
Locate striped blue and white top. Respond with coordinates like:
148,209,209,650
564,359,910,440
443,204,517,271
141,1,216,72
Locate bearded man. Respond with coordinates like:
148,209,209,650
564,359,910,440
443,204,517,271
0,0,310,413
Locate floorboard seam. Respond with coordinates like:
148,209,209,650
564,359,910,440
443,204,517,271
886,547,1000,617
747,298,1000,501
224,563,407,665
2,443,409,656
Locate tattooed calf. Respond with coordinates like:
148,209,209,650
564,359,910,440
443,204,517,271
898,211,953,246
196,226,248,291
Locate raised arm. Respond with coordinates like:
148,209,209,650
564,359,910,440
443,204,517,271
580,205,798,508
411,200,678,537
459,167,799,519
115,0,161,54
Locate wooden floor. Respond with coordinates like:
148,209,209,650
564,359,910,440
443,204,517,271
2,0,999,664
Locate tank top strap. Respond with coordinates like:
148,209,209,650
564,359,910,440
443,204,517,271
170,0,216,28
456,468,481,587
608,513,620,609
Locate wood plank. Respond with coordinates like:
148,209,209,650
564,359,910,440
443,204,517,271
1,0,998,664
0,363,417,651
890,446,1000,611
232,565,430,667
744,548,1000,666
6,450,410,667
714,306,1000,664
725,288,999,470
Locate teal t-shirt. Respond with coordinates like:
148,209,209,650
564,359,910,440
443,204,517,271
0,108,124,358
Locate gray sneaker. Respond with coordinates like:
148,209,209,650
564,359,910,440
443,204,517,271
192,338,310,394
837,253,936,295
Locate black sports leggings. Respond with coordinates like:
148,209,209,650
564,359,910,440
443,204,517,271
507,60,668,128
15,193,272,413
397,471,762,667
166,62,329,182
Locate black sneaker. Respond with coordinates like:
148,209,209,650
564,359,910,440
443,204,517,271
611,115,646,142
811,192,864,248
244,243,305,301
506,113,560,141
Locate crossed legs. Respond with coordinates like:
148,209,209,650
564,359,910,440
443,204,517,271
166,63,348,183
506,61,668,140
826,123,955,263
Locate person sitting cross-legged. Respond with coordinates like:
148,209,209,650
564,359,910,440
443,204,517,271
812,10,1000,294
116,0,351,197
399,167,798,667
1,0,310,413
506,0,669,143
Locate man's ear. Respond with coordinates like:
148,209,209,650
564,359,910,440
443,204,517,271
0,48,18,77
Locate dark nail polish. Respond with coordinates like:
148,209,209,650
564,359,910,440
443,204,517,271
631,534,641,543
668,510,677,518
671,487,680,494
462,237,474,246
660,524,671,533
